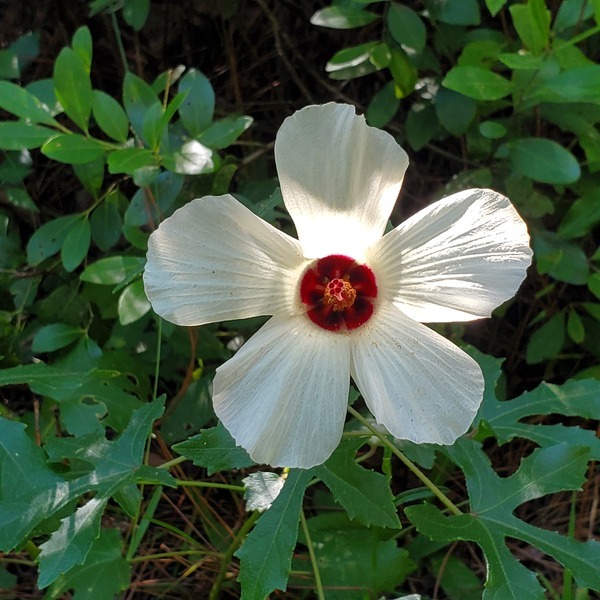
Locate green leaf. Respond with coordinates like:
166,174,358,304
36,398,170,586
173,422,255,475
509,0,551,55
73,157,104,197
122,72,161,142
81,256,144,285
435,87,476,136
92,90,129,142
38,496,108,588
588,273,600,300
44,528,131,600
406,104,438,150
107,147,156,174
526,310,566,364
197,115,253,149
486,0,508,17
558,190,600,239
310,6,379,29
42,134,106,164
366,81,399,128
442,66,512,100
4,186,38,212
236,469,312,599
61,216,91,272
314,439,400,529
429,0,480,25
533,230,589,284
118,278,151,325
178,68,215,136
71,26,93,74
537,66,600,104
388,48,417,97
479,120,507,139
32,323,83,353
506,137,580,184
293,512,415,598
407,439,599,600
0,81,59,125
123,0,150,30
243,472,285,512
27,214,80,265
567,308,585,344
53,47,93,132
326,41,380,73
90,193,123,251
0,122,56,150
387,4,426,52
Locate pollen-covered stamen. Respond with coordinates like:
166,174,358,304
324,278,357,311
300,254,377,332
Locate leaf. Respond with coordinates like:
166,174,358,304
35,398,171,586
293,513,414,598
406,439,599,600
326,41,380,73
486,0,508,17
538,66,600,104
26,214,80,265
90,193,123,251
509,0,551,55
38,496,108,588
388,48,417,97
435,87,476,136
71,26,93,74
366,81,399,128
122,72,162,142
506,138,580,184
197,115,253,149
476,366,600,460
118,278,151,325
32,323,83,353
0,81,59,125
44,528,131,600
236,469,312,599
107,147,156,174
92,90,129,142
526,310,566,364
243,472,285,512
532,230,589,285
53,47,93,132
429,0,480,25
42,134,106,164
123,0,150,30
310,6,379,29
73,157,104,197
61,216,91,272
178,68,215,136
0,122,57,150
558,190,600,239
387,4,426,52
173,421,255,475
442,66,512,100
567,308,585,344
314,439,400,529
81,256,145,285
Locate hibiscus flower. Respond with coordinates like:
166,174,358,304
144,103,532,469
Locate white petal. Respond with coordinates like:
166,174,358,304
275,103,409,260
368,188,532,322
144,195,305,326
213,314,352,468
351,302,484,445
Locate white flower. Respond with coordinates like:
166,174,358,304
144,103,532,469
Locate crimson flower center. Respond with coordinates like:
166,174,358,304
299,254,378,332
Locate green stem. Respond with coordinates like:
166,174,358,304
110,9,129,74
153,317,163,401
300,509,325,600
158,455,187,470
347,405,462,516
174,480,246,492
209,511,261,600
